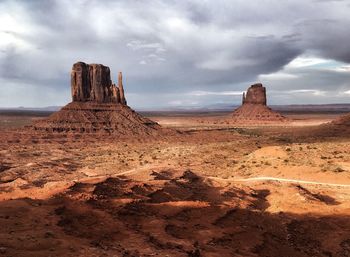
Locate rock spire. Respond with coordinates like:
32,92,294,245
118,72,127,105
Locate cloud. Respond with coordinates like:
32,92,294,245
288,89,326,96
189,91,243,96
0,0,349,108
259,73,299,80
126,40,166,52
258,55,350,104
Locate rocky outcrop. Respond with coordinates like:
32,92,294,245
71,62,126,104
33,62,164,135
242,83,266,105
232,83,287,124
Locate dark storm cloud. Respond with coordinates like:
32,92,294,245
0,0,349,108
295,19,350,63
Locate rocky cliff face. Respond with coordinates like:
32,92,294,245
71,62,126,104
242,83,267,105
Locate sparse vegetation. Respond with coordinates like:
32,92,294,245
1,109,350,257
333,167,345,173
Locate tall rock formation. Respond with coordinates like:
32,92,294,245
118,72,127,105
70,62,127,104
242,83,266,105
231,83,287,124
33,62,161,135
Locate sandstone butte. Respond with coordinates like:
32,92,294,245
33,62,161,135
231,83,287,124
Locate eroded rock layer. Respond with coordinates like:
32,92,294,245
33,102,160,134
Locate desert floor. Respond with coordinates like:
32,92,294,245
0,111,350,257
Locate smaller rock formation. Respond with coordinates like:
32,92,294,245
118,72,127,105
242,92,246,105
231,83,287,124
313,112,350,137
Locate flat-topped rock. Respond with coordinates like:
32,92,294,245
71,62,126,104
243,83,267,105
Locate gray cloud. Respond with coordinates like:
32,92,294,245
0,0,349,108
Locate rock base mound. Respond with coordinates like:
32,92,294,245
312,113,350,137
232,104,287,124
33,102,160,135
331,113,350,126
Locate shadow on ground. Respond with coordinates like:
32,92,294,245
0,170,349,257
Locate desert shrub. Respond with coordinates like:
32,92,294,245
333,167,345,173
276,136,292,143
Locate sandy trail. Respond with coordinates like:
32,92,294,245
77,165,350,188
2,165,350,202
210,176,350,188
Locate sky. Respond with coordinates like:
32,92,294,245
0,0,350,109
